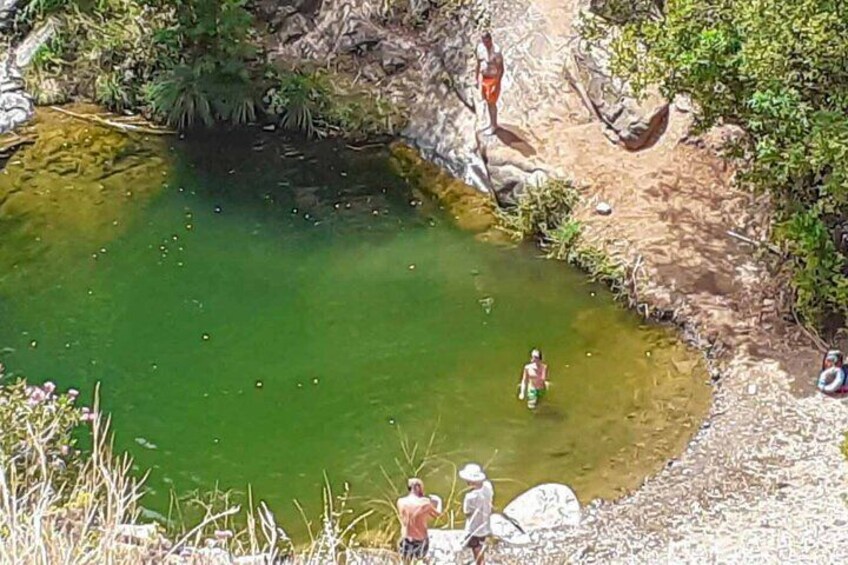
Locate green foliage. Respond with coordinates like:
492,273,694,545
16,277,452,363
497,179,579,240
593,0,848,330
263,69,404,139
778,208,848,324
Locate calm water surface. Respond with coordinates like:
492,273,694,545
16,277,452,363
0,117,708,534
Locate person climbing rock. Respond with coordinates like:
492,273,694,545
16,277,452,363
475,31,504,135
397,477,441,563
459,463,493,565
817,350,847,394
518,349,548,409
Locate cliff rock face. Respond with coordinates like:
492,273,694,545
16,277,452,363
264,0,679,200
0,53,33,135
1,6,56,135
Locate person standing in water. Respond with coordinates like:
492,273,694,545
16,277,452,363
518,349,548,409
475,31,504,135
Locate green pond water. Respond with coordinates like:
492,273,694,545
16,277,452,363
0,110,709,535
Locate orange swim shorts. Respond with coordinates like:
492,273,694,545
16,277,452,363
481,76,501,104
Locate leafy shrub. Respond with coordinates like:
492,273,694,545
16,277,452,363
0,377,87,496
589,0,848,331
263,69,404,138
497,179,579,239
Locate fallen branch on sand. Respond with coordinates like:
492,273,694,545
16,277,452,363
726,230,781,255
49,107,176,136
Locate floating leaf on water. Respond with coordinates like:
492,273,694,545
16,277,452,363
134,437,158,450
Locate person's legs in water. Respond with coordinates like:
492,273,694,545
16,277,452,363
527,385,545,409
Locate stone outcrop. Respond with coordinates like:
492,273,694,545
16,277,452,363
1,17,56,135
0,52,33,135
571,27,670,150
503,483,582,530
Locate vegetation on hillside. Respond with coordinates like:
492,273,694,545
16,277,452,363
497,180,627,296
15,0,401,137
0,371,374,562
581,0,848,334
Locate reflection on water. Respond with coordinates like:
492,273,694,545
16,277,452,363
0,111,709,536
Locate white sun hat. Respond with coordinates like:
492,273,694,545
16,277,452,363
458,463,487,482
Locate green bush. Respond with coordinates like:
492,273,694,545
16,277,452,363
263,69,404,139
497,179,579,240
588,0,848,331
0,377,87,495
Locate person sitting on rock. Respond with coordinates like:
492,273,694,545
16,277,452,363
817,350,846,394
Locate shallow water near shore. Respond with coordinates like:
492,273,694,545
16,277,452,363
0,109,709,537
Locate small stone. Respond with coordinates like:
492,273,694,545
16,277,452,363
748,383,757,395
595,202,613,216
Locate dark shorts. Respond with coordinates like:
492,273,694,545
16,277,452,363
464,535,487,550
399,537,429,559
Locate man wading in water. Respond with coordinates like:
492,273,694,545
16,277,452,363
518,349,548,409
475,31,504,135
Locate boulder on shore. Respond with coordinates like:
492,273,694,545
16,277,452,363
503,483,581,530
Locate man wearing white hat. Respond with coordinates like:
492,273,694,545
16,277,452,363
459,463,494,564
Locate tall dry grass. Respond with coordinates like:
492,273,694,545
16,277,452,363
0,379,375,564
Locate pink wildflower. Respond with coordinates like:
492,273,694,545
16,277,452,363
214,530,233,540
67,389,80,400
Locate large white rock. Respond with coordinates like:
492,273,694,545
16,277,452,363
502,483,581,530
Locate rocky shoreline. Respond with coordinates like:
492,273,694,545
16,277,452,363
267,0,848,562
3,0,848,562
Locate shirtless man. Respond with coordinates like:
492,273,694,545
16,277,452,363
397,478,441,563
475,31,504,135
518,349,548,409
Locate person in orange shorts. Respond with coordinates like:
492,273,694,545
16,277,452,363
475,31,504,135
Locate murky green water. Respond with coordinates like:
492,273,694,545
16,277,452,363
0,110,709,535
